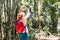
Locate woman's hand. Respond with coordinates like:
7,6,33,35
20,6,29,12
16,32,18,34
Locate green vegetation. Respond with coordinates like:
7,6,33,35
0,0,60,40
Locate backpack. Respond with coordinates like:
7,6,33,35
15,19,25,33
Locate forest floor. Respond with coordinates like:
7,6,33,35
40,36,60,40
35,33,60,40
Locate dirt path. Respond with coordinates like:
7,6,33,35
35,33,60,40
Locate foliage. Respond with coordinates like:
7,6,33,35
0,0,60,40
40,0,58,35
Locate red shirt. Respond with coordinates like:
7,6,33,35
15,20,25,33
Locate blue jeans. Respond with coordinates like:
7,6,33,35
19,32,28,40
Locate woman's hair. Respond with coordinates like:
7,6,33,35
17,12,25,20
17,13,23,20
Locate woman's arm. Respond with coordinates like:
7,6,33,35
24,9,31,19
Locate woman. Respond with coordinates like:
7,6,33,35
15,6,31,40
